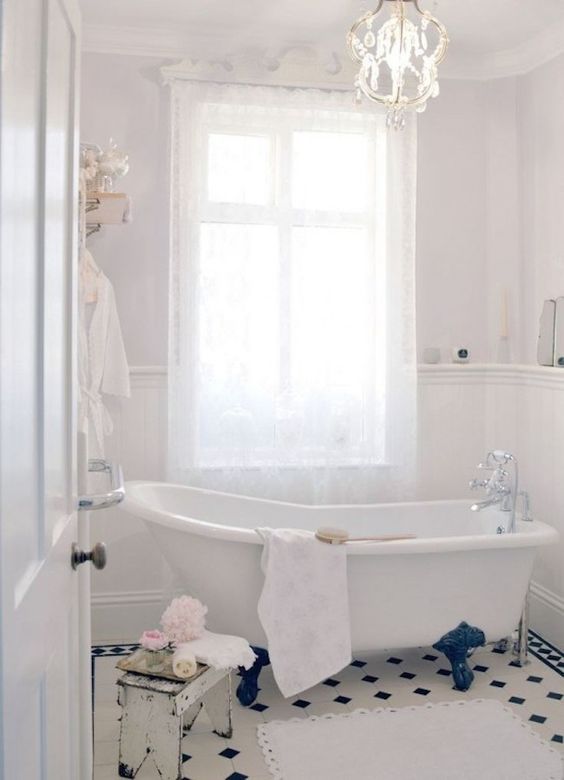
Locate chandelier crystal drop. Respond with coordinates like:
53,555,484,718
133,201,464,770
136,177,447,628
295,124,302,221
347,0,448,129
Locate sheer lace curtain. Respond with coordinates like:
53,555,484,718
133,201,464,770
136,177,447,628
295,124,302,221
168,80,417,504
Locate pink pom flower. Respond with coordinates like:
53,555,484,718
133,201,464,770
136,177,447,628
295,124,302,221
139,629,168,651
160,596,207,645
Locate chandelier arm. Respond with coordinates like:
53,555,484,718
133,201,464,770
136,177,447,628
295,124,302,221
347,1,385,62
393,0,406,106
358,65,436,109
428,18,449,64
357,69,392,106
414,2,449,64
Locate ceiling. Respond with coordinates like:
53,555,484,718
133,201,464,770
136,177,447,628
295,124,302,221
80,0,564,78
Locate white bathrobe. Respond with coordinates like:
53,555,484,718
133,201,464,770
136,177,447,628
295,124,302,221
78,248,130,457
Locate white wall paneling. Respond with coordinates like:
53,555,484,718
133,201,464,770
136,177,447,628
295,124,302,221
92,365,564,649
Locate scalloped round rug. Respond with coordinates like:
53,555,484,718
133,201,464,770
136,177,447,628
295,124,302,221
257,699,563,780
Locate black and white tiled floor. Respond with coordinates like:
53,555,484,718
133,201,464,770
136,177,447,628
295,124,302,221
93,631,564,780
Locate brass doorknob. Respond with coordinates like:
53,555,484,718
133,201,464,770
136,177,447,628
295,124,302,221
71,542,107,570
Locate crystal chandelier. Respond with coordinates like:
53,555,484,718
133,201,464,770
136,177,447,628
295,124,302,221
347,0,448,129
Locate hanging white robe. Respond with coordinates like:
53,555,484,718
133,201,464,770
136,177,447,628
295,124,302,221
78,248,130,457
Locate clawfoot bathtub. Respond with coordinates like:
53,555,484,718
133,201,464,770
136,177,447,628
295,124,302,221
121,482,558,700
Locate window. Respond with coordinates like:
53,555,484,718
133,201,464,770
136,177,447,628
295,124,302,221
169,82,416,498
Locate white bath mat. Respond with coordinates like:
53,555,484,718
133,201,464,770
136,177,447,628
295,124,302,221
257,699,563,780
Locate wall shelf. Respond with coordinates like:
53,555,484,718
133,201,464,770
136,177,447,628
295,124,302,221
86,192,129,225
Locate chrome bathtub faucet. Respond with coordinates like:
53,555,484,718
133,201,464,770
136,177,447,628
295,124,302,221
469,450,528,533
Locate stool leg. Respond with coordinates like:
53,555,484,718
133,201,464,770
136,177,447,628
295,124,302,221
148,695,184,780
118,688,151,778
203,675,233,739
182,701,203,734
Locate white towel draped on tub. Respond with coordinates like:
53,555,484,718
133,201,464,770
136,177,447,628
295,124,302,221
256,528,352,698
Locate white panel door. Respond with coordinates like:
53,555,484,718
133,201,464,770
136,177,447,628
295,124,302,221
0,0,84,778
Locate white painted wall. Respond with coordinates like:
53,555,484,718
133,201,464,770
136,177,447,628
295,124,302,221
82,55,170,367
81,52,564,649
518,52,564,364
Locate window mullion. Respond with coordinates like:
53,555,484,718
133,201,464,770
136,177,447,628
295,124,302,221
278,123,293,395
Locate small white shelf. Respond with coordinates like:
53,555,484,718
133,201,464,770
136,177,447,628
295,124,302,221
86,192,129,225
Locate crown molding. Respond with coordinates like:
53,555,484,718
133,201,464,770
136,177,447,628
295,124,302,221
82,20,564,81
469,17,564,80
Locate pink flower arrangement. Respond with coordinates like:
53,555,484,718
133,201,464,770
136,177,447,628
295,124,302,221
139,629,169,652
160,595,207,646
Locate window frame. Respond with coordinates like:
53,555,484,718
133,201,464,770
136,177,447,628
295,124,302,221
188,104,390,469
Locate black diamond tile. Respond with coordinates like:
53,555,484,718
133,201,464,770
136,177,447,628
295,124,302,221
400,672,416,680
350,660,367,668
492,647,506,655
508,660,522,668
362,675,378,683
292,699,310,708
219,748,240,759
386,657,403,665
110,646,126,653
530,640,542,648
414,688,431,696
473,665,488,673
225,774,248,780
548,654,561,662
91,648,106,656
527,676,543,683
323,678,340,687
529,714,547,724
436,669,451,677
250,702,268,712
422,654,438,662
490,680,506,688
334,695,351,704
547,691,563,700
182,753,192,763
538,648,550,655
552,735,563,744
509,696,525,705
374,691,392,700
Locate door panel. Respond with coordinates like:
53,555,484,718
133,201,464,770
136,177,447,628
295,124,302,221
0,0,83,778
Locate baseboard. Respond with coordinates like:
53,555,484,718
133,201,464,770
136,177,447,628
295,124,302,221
91,589,165,644
530,580,564,651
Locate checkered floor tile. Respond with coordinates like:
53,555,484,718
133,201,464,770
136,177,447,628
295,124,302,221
93,632,564,779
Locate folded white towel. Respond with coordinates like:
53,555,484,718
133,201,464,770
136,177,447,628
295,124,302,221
172,646,198,679
177,630,256,671
256,528,351,699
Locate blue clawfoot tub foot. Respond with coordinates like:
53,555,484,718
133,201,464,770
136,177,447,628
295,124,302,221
433,621,486,692
236,647,270,706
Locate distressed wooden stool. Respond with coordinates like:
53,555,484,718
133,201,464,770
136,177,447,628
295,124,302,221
117,666,232,780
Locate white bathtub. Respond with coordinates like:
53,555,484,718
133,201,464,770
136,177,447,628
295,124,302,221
122,482,558,654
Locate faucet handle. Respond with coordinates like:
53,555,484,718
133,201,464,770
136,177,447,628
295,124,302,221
469,478,488,490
